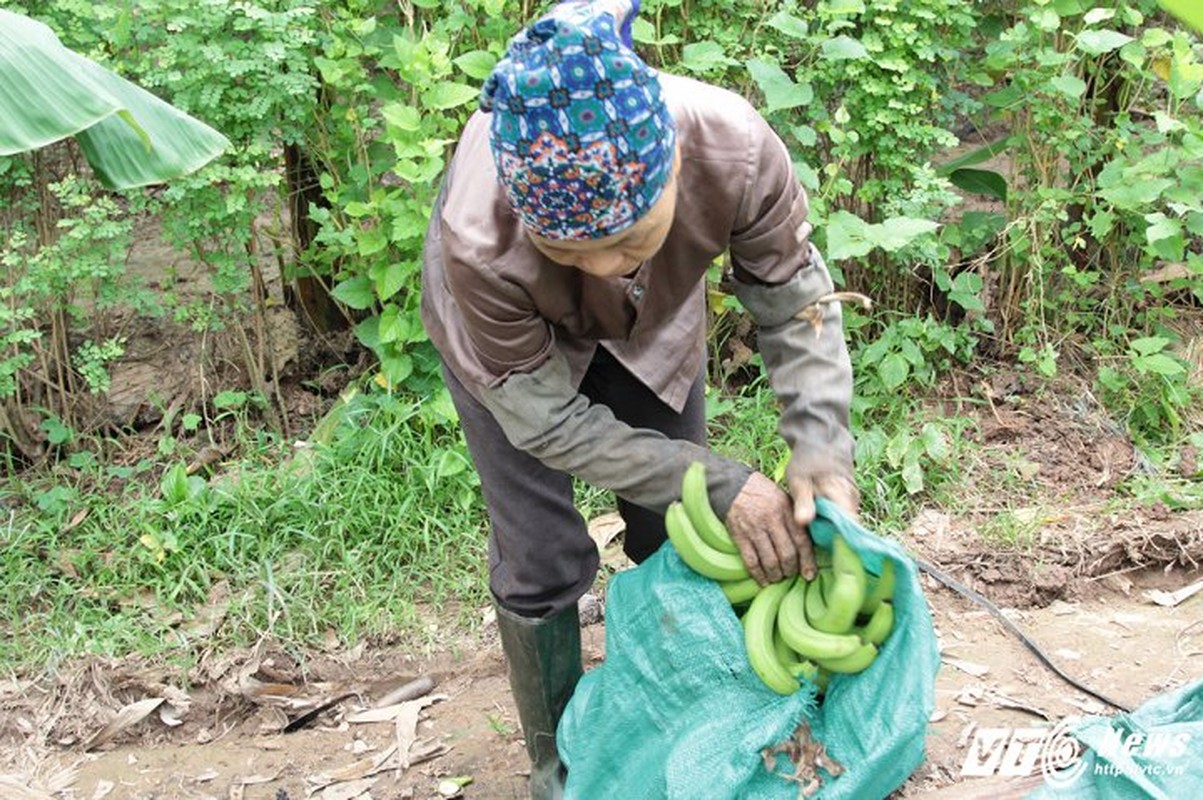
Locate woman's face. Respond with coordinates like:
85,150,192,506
526,152,680,278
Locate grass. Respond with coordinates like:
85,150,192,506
0,386,492,673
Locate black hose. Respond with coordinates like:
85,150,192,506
916,557,1133,714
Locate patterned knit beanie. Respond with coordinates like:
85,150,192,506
480,0,676,241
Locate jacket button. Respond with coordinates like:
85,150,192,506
630,284,645,301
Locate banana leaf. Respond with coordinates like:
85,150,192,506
0,9,228,189
1160,0,1203,33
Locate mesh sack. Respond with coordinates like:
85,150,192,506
558,498,939,799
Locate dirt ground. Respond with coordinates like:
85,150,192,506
2,387,1201,800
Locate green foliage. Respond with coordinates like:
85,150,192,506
848,312,976,522
1096,334,1197,447
304,1,519,386
0,386,487,669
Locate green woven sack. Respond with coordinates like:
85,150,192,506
1028,679,1203,800
558,499,939,799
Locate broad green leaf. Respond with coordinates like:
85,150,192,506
949,168,1008,201
766,11,809,40
790,125,817,147
871,217,940,251
436,449,469,478
632,17,680,45
878,353,910,391
423,81,481,110
1130,336,1171,356
884,429,911,467
214,390,248,409
1075,29,1134,55
1154,111,1185,133
1145,213,1181,244
377,303,409,344
827,0,866,15
355,316,380,350
1144,212,1185,260
921,423,951,461
453,50,498,81
1050,74,1088,98
1135,353,1186,376
1088,209,1115,239
1084,8,1116,24
821,36,869,61
824,210,874,260
1052,0,1089,14
1099,177,1173,209
381,102,422,131
372,261,408,302
1168,53,1203,99
332,275,376,310
980,86,1024,108
0,9,228,189
379,348,414,385
826,212,938,259
1032,8,1061,31
937,136,1013,176
746,59,813,113
681,41,737,73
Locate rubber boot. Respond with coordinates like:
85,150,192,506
494,601,583,800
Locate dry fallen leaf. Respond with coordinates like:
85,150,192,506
587,512,625,551
233,768,283,787
317,777,377,800
346,694,445,725
943,656,990,678
83,697,166,751
0,775,55,800
1145,578,1203,608
396,701,422,770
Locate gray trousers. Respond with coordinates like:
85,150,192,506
444,346,706,619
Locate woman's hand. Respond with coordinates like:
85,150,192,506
725,472,817,585
789,468,860,526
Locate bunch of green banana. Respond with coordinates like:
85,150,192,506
665,462,899,696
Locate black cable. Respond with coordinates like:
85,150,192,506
916,557,1133,714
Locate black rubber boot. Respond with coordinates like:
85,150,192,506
494,602,583,800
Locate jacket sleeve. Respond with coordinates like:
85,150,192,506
728,107,856,478
476,347,754,517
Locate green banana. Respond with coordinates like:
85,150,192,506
773,625,796,668
743,577,800,695
858,599,894,646
810,535,867,634
664,501,750,582
815,641,878,674
774,624,820,681
790,658,819,682
776,579,862,662
721,576,761,605
860,558,896,615
805,578,828,626
680,461,739,554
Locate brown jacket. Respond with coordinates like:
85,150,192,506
421,73,853,517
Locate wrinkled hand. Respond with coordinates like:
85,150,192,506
788,467,860,528
725,472,816,586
